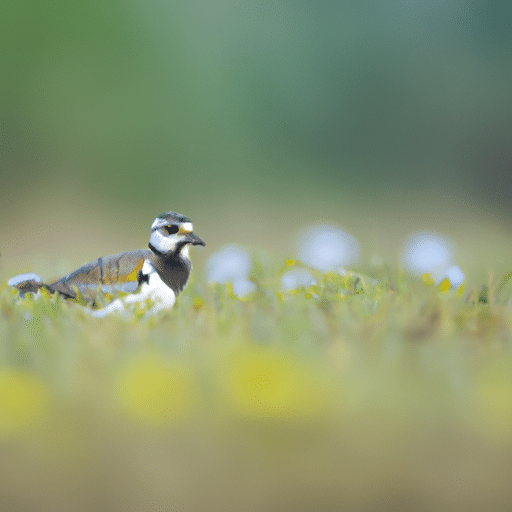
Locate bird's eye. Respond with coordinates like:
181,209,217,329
163,225,179,235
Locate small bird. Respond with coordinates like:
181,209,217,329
8,212,205,317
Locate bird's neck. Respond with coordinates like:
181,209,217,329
148,251,192,295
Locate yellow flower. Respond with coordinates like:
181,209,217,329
0,368,51,436
113,356,199,427
422,273,435,286
218,348,328,422
192,296,204,310
437,277,451,292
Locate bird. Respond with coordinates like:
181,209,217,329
8,212,205,317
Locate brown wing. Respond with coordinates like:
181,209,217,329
48,249,152,300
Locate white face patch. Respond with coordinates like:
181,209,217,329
180,222,193,233
150,230,177,254
151,217,163,230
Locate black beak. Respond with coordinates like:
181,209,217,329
185,233,206,247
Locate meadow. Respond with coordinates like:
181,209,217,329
2,254,512,512
2,1,511,509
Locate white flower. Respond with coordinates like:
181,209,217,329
231,279,257,298
437,265,465,289
402,233,453,279
205,245,252,284
205,245,255,298
297,226,360,272
281,268,316,291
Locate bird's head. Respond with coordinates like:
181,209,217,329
149,212,205,259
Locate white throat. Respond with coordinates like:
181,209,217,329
180,244,190,261
150,230,177,254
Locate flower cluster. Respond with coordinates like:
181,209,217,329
205,226,465,295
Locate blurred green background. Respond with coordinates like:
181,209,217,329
1,0,511,280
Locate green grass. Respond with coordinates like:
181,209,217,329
2,259,512,511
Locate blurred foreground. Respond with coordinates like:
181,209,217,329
2,263,512,511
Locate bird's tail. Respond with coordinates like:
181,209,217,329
8,273,46,297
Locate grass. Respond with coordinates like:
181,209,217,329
2,258,512,511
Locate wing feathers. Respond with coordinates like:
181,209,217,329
48,249,152,300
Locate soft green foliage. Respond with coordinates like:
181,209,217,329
2,261,512,511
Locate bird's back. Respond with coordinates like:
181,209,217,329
49,249,152,300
